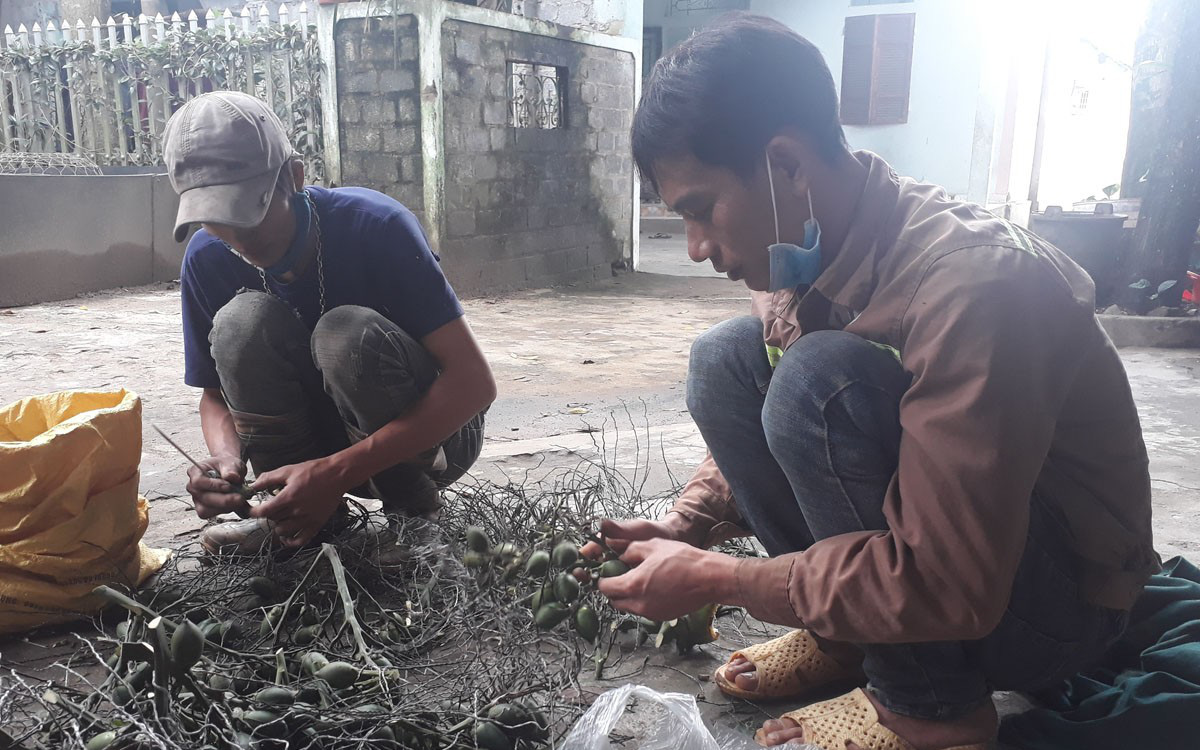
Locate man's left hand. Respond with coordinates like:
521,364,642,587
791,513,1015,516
250,458,346,548
597,538,739,622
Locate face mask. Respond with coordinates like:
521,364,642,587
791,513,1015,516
765,150,822,292
264,188,312,280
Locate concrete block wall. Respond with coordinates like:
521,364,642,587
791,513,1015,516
438,19,635,292
334,14,425,222
324,1,637,295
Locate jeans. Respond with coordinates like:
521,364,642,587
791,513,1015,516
209,291,485,515
687,316,1127,719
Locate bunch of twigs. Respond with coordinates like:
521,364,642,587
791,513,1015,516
0,456,746,750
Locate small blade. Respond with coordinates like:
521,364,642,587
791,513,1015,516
150,423,211,475
150,422,253,519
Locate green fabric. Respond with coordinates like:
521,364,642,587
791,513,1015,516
765,345,784,368
868,341,901,362
1000,556,1200,749
1003,219,1039,257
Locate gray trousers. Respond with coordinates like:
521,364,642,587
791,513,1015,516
209,291,485,515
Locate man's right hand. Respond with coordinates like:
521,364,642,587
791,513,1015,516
186,455,248,519
580,514,703,560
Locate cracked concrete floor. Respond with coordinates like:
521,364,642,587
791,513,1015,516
1,271,1194,558
1,270,1197,745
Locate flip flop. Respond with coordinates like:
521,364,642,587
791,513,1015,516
714,629,864,701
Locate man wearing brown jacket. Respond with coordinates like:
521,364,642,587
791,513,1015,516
591,13,1158,750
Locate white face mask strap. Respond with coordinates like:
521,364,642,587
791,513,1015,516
765,149,781,245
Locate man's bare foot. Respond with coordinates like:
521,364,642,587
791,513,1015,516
757,691,998,749
725,637,863,692
723,655,762,691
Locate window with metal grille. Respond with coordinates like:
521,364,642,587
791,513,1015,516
1071,83,1090,112
508,62,566,129
840,13,916,126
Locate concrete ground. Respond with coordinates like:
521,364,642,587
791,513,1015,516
637,225,725,279
1,245,1198,744
0,269,748,547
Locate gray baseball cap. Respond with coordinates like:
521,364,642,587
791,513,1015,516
163,91,295,242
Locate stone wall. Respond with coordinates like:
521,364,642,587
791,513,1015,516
438,18,635,291
326,2,637,294
333,14,425,222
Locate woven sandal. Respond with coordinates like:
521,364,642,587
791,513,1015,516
756,688,993,750
714,629,864,701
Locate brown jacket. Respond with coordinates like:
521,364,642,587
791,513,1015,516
670,151,1158,644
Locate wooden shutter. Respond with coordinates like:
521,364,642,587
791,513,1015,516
871,14,915,124
840,16,876,125
840,13,915,126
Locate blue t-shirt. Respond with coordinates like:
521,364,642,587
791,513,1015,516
180,186,463,389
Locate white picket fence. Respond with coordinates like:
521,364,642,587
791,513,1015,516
0,4,324,177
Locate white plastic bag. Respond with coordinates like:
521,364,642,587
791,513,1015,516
560,683,816,750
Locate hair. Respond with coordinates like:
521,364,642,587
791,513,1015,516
632,12,848,190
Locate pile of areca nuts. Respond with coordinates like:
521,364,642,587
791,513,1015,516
464,526,719,658
462,525,627,645
1,472,731,750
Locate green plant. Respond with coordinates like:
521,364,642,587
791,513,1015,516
0,20,325,180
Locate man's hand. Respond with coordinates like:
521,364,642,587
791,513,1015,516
187,455,248,520
597,538,740,622
580,514,702,560
250,458,346,548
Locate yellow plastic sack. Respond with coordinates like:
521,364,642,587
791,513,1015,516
0,389,170,635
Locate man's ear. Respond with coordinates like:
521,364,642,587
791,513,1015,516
290,159,306,191
765,134,811,198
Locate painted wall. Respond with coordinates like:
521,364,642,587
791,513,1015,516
639,0,1138,214
0,173,181,307
526,0,643,39
749,0,989,199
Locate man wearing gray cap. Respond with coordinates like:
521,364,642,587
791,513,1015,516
164,91,495,554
